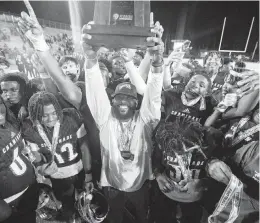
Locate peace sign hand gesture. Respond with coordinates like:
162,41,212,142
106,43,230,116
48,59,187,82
17,0,49,52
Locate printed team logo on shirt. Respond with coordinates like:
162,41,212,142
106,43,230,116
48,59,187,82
171,110,200,122
165,155,203,180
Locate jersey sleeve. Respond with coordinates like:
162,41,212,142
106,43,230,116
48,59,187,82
62,107,87,139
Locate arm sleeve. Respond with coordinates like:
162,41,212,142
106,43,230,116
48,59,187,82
140,70,164,128
84,62,111,128
125,61,147,96
163,65,172,90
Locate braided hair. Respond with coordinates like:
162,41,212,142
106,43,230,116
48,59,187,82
155,118,205,157
28,91,63,125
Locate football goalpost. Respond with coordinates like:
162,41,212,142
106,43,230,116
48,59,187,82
218,17,255,57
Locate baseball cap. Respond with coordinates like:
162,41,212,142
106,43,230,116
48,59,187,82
112,82,137,99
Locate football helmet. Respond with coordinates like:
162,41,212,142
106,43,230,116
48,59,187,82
36,183,62,220
75,189,109,223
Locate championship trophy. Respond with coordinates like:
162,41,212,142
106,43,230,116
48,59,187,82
87,1,154,49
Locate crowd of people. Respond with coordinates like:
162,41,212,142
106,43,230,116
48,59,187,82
0,2,259,223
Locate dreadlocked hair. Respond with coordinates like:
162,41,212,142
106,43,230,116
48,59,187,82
155,117,205,156
28,91,63,125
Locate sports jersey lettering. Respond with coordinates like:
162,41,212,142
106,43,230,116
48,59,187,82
40,134,73,148
169,165,182,179
171,111,200,122
61,142,78,161
2,132,22,154
10,147,27,176
58,135,72,144
168,164,201,180
166,154,203,180
54,142,78,164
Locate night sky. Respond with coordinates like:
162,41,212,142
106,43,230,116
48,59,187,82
0,1,259,54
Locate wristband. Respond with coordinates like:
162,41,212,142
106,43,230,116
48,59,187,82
25,31,49,52
152,57,164,67
205,158,219,176
85,169,92,174
215,101,228,113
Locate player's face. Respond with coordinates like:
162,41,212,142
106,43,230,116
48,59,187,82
61,60,80,82
112,94,137,120
133,53,142,67
185,75,209,99
1,81,22,106
0,103,6,125
205,54,222,74
42,104,58,128
112,57,127,76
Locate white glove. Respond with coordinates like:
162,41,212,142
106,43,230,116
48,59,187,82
17,0,49,52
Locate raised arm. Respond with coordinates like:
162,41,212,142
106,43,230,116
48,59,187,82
222,90,259,119
17,0,82,109
138,51,152,83
81,22,111,128
140,22,165,127
37,51,82,109
163,63,172,90
138,12,159,83
125,60,147,95
120,49,147,95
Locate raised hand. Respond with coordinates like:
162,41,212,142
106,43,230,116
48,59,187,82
165,51,185,67
19,0,42,34
236,70,259,97
119,48,136,63
17,0,49,52
81,21,99,59
147,21,164,57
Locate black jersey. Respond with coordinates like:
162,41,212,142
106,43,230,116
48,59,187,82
0,123,35,200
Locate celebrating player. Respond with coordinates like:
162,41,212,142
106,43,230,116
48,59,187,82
0,95,38,223
22,91,93,222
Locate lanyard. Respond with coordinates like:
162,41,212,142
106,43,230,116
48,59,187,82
232,124,260,146
208,174,243,223
117,113,137,152
36,120,60,161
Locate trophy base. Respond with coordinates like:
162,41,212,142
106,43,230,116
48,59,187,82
86,25,154,49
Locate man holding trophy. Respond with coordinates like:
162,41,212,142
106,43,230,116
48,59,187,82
16,0,164,222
